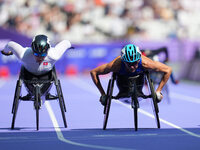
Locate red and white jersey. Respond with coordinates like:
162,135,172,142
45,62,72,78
4,40,71,75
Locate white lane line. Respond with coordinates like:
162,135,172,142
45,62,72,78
68,77,200,138
170,92,200,104
115,101,200,138
45,101,134,150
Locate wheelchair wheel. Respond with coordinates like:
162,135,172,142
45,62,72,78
103,79,111,115
131,91,139,131
11,79,22,129
12,80,21,114
58,80,66,112
55,82,67,128
34,86,40,130
103,76,115,130
130,80,139,131
134,108,138,131
146,72,160,128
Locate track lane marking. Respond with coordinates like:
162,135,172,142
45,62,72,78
170,92,200,104
45,101,134,150
67,77,200,138
115,101,200,138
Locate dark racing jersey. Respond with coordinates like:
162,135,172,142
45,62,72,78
117,58,144,77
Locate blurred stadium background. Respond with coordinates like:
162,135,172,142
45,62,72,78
0,0,200,81
0,1,200,149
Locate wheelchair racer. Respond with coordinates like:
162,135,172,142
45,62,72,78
1,34,72,100
90,44,172,106
141,47,179,84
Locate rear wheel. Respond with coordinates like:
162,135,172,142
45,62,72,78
58,80,66,112
103,74,115,130
146,72,160,128
11,80,22,129
56,82,67,128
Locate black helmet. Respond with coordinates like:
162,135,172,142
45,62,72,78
31,34,50,57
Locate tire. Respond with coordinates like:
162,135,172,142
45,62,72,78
103,76,115,130
58,80,66,112
134,108,138,131
103,80,111,114
146,72,160,128
131,81,139,131
11,80,22,129
56,83,67,128
35,86,40,130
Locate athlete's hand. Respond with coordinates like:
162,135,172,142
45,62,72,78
156,91,163,103
100,95,107,106
1,50,13,56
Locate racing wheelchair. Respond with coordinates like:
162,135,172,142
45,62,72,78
11,66,67,130
103,71,160,131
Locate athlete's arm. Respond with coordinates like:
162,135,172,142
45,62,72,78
1,41,26,59
48,40,71,61
90,56,121,96
141,55,172,93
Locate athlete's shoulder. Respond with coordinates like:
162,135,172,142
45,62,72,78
141,55,154,68
109,56,121,72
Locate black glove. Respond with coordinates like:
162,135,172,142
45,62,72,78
1,50,13,56
100,95,107,106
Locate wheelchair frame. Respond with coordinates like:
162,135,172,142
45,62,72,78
103,71,160,131
11,66,67,130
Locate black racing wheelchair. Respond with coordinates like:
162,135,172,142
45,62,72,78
103,71,160,131
11,66,67,130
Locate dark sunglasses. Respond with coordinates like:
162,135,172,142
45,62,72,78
33,52,47,57
125,60,140,67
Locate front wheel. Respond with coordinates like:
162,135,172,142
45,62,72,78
34,86,40,130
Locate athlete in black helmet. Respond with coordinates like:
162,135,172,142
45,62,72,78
31,35,50,63
1,34,72,100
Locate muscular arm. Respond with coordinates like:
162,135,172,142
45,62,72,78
90,56,121,95
141,55,172,92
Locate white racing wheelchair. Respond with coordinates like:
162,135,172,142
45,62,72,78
11,66,67,130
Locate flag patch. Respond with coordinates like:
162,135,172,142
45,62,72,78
43,62,48,65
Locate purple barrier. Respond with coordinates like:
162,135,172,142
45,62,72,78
0,27,199,77
0,27,32,47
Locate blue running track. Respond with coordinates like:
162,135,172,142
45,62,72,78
0,75,200,150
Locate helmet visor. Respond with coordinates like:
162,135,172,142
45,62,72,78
124,60,140,67
33,52,47,57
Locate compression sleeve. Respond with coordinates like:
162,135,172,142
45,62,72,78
48,40,71,61
4,41,26,59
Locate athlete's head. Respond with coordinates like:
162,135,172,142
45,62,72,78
121,44,141,72
31,34,50,63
